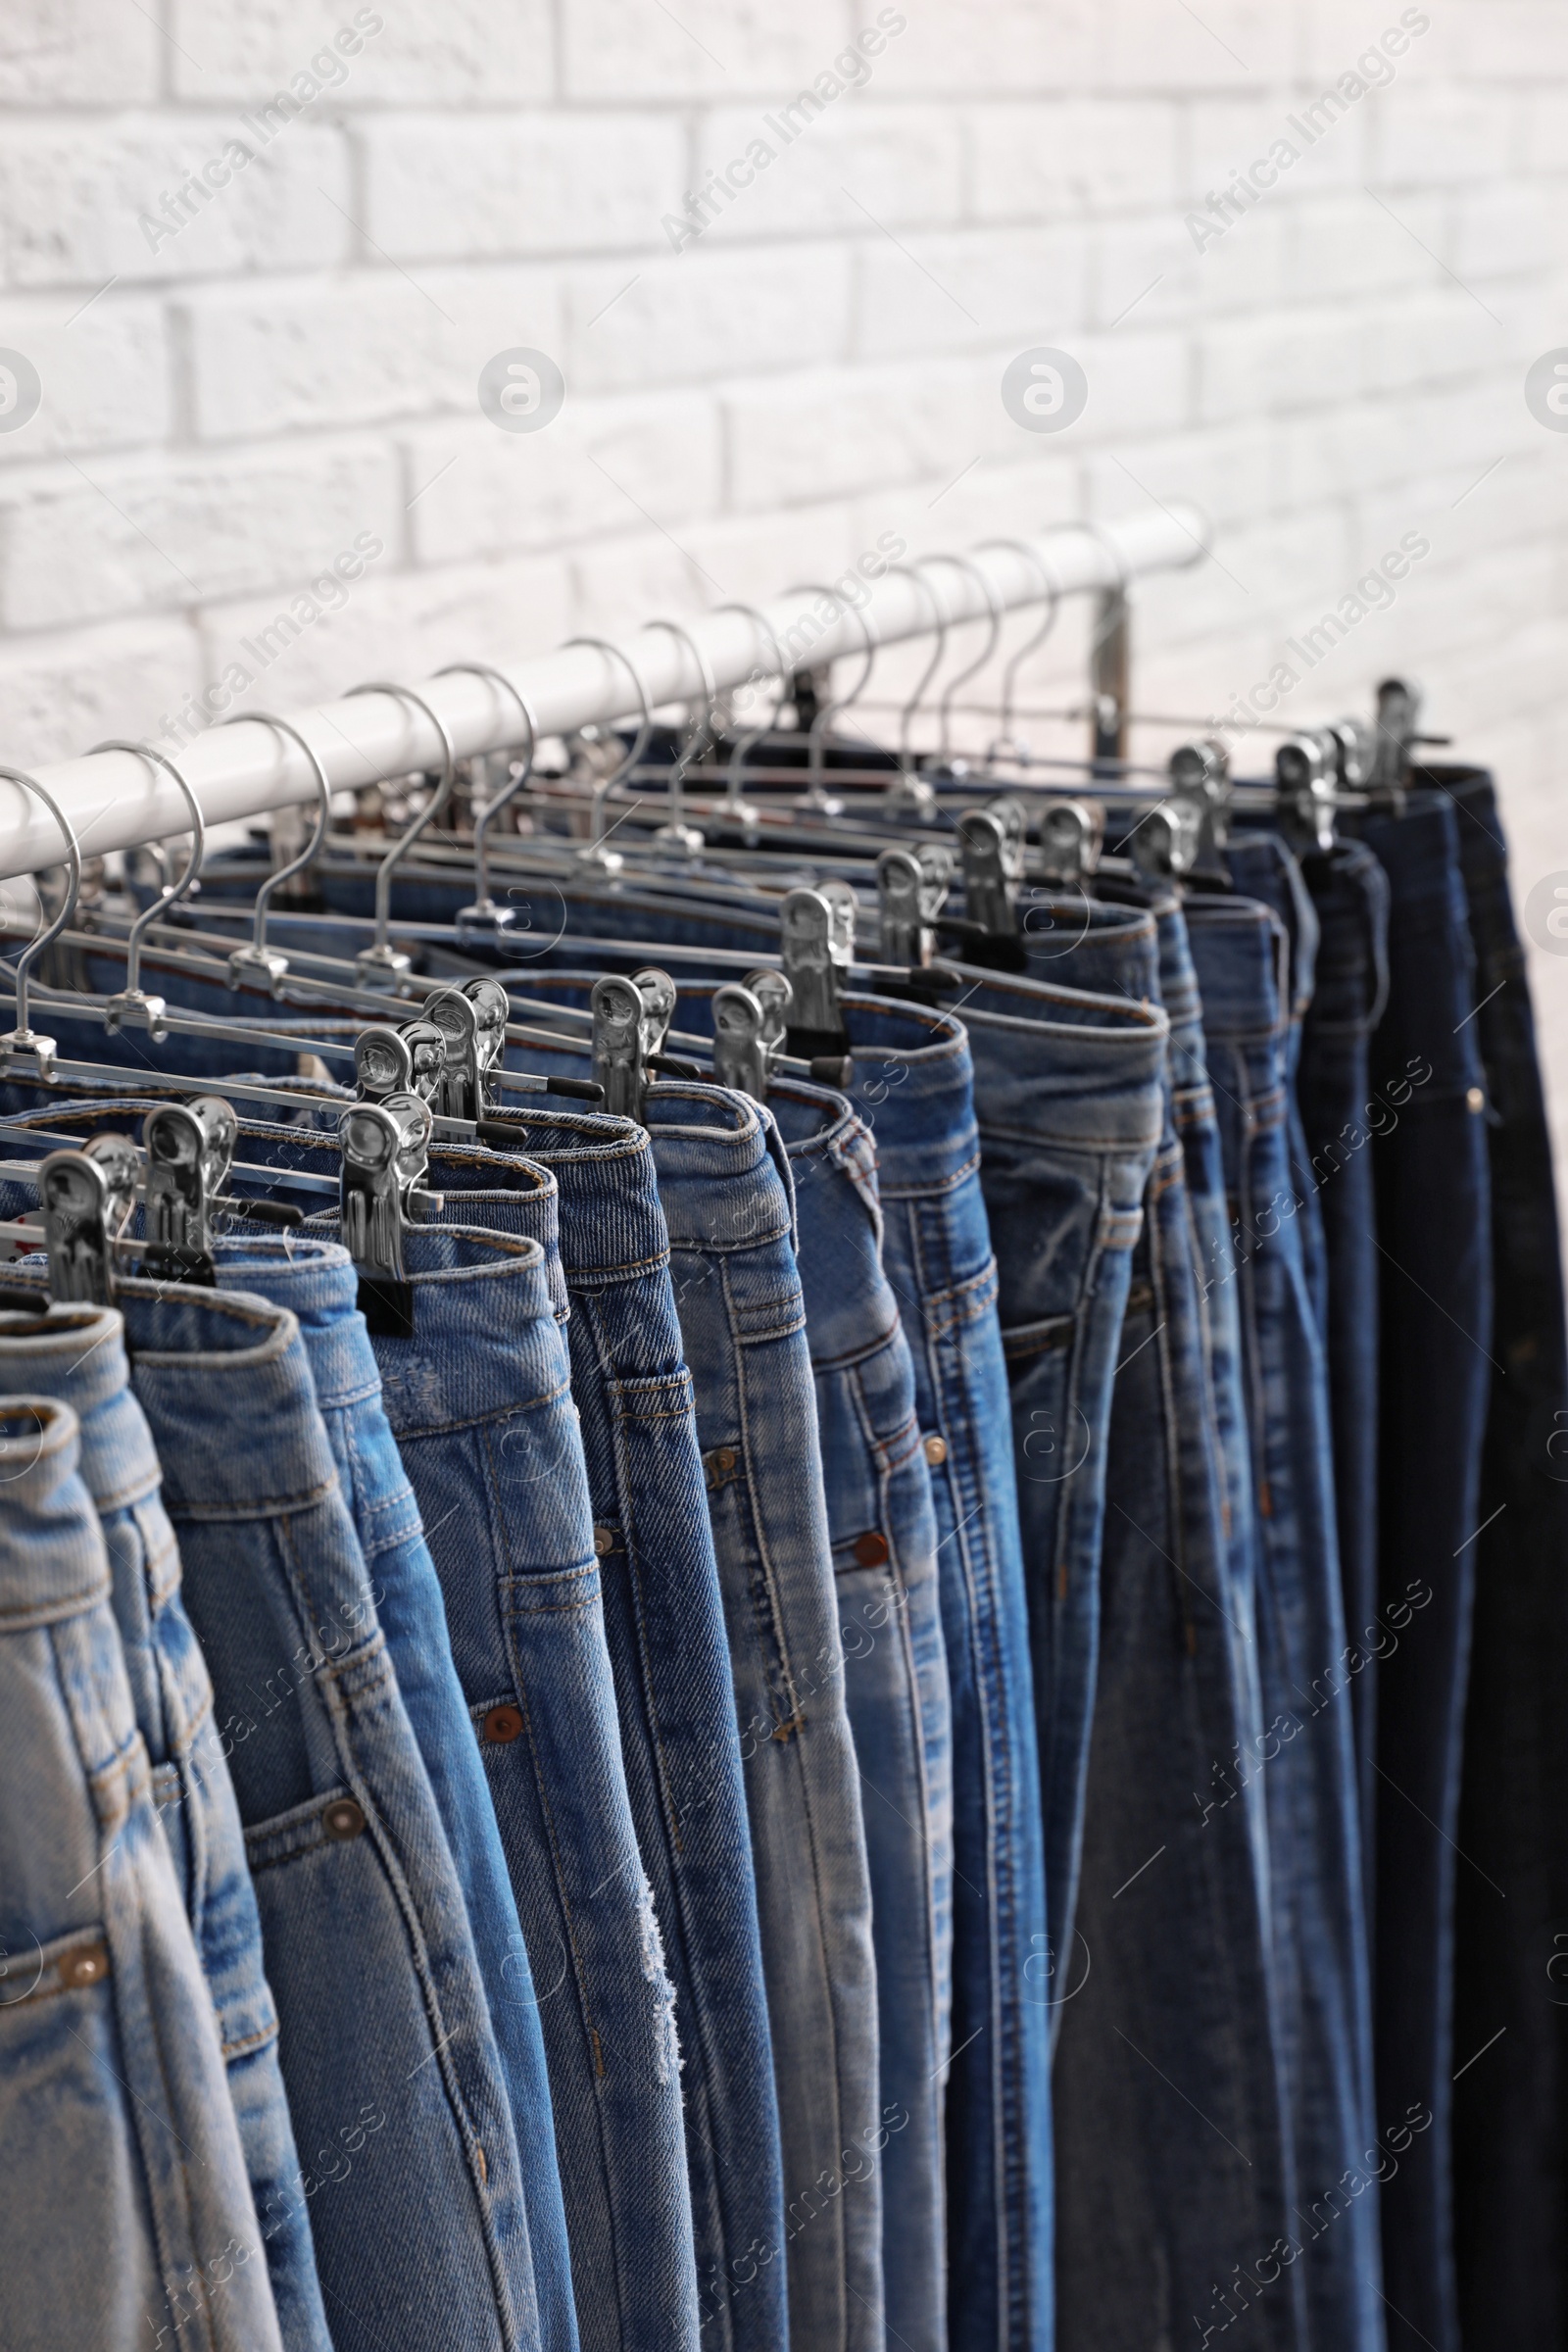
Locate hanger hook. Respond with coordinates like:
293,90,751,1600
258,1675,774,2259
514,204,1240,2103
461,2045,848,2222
710,602,793,814
217,711,331,992
878,563,948,775
975,538,1061,764
563,636,655,858
90,739,206,1007
922,553,1004,766
784,582,879,814
434,662,538,912
345,681,458,984
639,616,716,846
0,768,82,1066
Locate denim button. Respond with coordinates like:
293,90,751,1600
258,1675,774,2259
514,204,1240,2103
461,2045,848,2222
923,1435,948,1466
321,1797,366,1841
854,1531,889,1567
483,1705,524,1744
593,1526,615,1556
1466,1086,1485,1111
58,1941,110,1989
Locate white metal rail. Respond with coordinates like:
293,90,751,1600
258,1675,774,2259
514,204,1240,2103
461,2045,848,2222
0,505,1207,882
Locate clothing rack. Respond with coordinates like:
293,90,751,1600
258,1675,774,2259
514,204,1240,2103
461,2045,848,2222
0,508,1206,882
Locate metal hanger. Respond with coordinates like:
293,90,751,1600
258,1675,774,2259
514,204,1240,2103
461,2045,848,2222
0,766,81,1078
432,662,539,939
783,582,880,816
562,635,656,865
974,538,1062,768
636,616,714,856
89,740,206,1037
709,601,793,826
344,679,458,990
219,711,332,995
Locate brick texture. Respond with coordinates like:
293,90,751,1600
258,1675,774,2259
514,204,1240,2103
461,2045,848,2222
0,0,1565,1187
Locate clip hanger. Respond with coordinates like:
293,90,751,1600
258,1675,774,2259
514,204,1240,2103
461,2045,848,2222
1130,739,1229,884
875,844,952,968
1035,799,1104,887
140,1098,238,1287
91,742,206,1039
220,713,331,996
0,766,82,1081
711,969,795,1101
37,1138,139,1304
339,1091,439,1337
780,887,853,1059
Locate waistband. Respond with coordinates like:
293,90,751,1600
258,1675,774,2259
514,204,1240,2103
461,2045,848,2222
351,1224,564,1437
1014,886,1160,1000
0,1396,110,1626
0,1302,164,1516
1223,830,1319,1020
210,1236,384,1418
1357,789,1469,924
0,1268,336,1521
939,960,1169,1152
643,1081,798,1253
1184,897,1290,1043
448,1108,672,1284
1299,840,1391,1037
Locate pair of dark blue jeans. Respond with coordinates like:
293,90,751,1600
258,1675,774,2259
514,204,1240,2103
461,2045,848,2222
1186,895,1383,2352
1295,840,1392,1903
1442,765,1568,2351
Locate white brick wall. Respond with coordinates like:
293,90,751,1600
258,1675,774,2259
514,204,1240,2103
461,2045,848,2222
2,0,1567,1188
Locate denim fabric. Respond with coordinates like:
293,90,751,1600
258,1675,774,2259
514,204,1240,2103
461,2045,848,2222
1296,840,1391,1899
767,1072,952,2352
349,1222,701,2352
819,992,1052,2352
0,1300,331,2352
1443,767,1568,2350
0,1267,546,2352
1186,898,1382,2352
501,970,1052,2352
207,1235,580,2352
1357,793,1494,2352
1224,834,1329,1344
410,1105,788,2352
1026,890,1298,2352
938,963,1167,1993
643,1081,883,2352
0,1395,286,2352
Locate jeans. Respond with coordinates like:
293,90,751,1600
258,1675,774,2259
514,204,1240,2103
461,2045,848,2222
209,1234,580,2352
0,1298,331,2352
508,967,1053,2352
643,1080,883,2352
1443,766,1568,2350
1295,841,1391,1901
28,1267,548,2352
0,1395,286,2352
1186,895,1383,2352
420,1103,788,2352
939,963,1167,1997
1357,793,1493,2352
767,1072,953,2352
353,1222,701,2352
1224,834,1329,1343
1028,893,1297,2352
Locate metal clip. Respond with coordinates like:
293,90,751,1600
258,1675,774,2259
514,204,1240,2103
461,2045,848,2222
1369,678,1421,810
339,1091,435,1335
877,844,951,967
1274,733,1339,855
141,1098,237,1287
422,987,483,1122
354,1025,413,1102
396,1018,448,1103
956,802,1023,941
590,975,646,1120
712,985,769,1101
1130,799,1203,883
38,1137,138,1304
1166,738,1230,871
465,977,511,1110
1034,800,1104,888
780,888,852,1057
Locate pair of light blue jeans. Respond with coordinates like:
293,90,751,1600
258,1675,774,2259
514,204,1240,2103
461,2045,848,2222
0,1392,288,2352
0,1296,331,2352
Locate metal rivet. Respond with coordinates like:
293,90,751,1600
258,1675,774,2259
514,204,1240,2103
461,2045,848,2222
922,1434,948,1467
483,1704,524,1744
592,1525,615,1557
1466,1085,1485,1112
321,1797,366,1841
58,1941,110,1989
854,1531,890,1568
